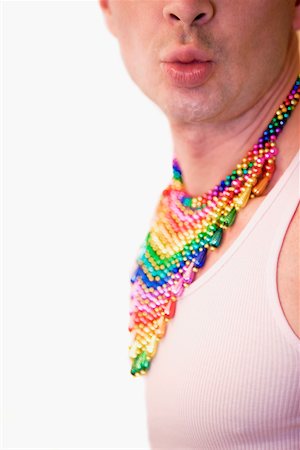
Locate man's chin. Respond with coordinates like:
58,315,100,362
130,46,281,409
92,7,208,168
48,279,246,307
158,90,222,125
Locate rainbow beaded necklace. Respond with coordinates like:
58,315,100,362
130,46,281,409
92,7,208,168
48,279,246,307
128,74,300,377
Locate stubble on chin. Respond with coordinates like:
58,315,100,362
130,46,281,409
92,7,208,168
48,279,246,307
158,83,229,125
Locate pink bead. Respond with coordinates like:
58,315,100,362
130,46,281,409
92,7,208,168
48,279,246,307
171,278,184,296
183,262,195,281
270,147,278,156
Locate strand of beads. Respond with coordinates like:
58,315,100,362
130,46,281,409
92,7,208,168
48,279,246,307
128,74,300,377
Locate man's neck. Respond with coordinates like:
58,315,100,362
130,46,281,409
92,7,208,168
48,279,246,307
171,32,300,197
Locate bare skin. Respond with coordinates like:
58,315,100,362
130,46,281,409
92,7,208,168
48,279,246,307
100,1,300,338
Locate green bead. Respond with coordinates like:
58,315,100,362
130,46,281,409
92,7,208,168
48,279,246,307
210,227,223,247
207,224,217,232
131,351,150,376
220,207,237,227
133,351,151,372
142,358,151,371
132,353,143,372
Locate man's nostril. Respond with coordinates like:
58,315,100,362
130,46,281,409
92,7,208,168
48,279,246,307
169,12,206,23
194,13,205,21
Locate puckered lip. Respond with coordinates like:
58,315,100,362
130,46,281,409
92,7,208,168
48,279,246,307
161,45,212,63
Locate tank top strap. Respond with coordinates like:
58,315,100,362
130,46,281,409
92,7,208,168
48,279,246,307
254,149,299,233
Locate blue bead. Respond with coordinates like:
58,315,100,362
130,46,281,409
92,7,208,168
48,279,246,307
194,248,207,268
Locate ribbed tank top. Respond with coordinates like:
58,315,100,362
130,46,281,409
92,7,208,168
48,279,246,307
145,150,300,450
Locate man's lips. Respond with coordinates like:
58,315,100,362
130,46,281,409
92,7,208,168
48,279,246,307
160,45,213,88
160,60,213,88
161,45,211,63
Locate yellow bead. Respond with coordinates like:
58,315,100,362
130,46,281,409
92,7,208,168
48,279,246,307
234,186,252,209
146,334,158,357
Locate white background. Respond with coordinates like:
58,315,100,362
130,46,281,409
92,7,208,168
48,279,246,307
0,1,172,448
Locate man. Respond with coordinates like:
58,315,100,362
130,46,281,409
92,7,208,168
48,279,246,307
100,1,300,448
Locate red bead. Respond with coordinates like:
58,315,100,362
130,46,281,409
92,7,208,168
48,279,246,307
265,165,275,173
224,190,234,199
165,299,176,319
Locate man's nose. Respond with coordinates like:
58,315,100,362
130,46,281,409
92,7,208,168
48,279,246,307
163,0,214,27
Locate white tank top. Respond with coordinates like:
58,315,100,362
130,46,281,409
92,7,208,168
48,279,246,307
144,150,300,449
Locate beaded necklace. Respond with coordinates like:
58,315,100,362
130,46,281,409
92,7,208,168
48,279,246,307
128,74,300,377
